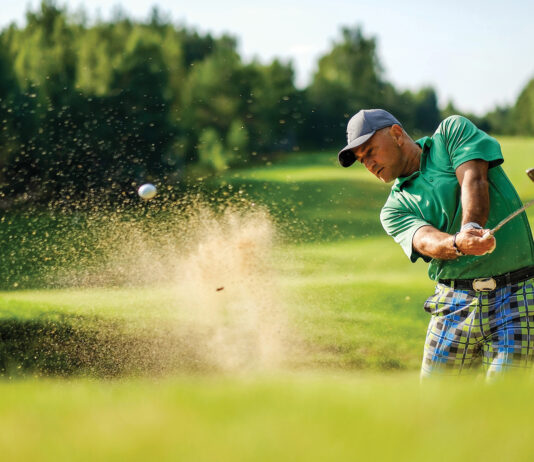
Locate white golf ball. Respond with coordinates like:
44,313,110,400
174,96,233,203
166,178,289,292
138,183,157,200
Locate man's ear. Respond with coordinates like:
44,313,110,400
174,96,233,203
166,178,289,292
389,124,404,146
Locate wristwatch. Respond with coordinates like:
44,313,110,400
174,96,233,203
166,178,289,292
461,222,483,231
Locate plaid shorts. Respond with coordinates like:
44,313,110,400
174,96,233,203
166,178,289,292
421,277,534,379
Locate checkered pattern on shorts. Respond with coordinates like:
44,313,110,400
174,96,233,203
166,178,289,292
421,277,534,379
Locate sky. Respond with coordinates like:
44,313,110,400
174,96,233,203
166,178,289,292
2,0,534,115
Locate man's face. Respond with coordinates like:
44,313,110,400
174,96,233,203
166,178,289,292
351,126,404,183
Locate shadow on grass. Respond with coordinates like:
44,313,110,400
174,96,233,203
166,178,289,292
0,312,213,378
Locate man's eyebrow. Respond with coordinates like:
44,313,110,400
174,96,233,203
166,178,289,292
354,145,372,162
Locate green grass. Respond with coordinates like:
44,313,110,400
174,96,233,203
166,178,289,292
2,374,534,461
0,137,534,460
221,152,391,242
0,138,532,374
0,240,433,374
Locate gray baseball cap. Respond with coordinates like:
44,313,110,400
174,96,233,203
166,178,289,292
338,109,401,167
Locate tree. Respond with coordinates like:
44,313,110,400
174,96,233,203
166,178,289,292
105,29,173,185
307,26,386,147
513,78,534,135
0,45,32,197
197,127,227,171
226,119,249,165
0,1,493,205
412,87,441,134
244,59,301,154
13,0,77,105
180,38,246,166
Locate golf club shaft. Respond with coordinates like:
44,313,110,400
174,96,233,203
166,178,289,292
480,168,534,253
485,198,534,237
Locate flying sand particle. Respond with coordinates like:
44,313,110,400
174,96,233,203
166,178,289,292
33,194,292,373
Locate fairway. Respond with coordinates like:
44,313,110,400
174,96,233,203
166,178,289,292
2,374,534,461
1,137,534,459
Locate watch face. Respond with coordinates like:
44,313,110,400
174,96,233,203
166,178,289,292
461,222,483,231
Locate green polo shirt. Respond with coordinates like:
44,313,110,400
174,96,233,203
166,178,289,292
380,115,534,281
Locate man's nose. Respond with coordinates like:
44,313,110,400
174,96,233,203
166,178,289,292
364,158,376,172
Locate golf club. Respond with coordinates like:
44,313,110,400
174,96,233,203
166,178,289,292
482,168,534,251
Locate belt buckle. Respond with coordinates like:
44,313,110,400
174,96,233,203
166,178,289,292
472,277,497,292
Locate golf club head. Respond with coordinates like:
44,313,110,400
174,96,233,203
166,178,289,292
527,168,534,182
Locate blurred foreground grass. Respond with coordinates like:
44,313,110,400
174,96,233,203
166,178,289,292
2,373,534,462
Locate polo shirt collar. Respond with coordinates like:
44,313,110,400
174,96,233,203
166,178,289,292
391,136,433,192
416,136,433,151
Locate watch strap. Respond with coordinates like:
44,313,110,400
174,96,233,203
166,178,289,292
453,232,465,256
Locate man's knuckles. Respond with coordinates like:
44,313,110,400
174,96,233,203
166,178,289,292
456,232,496,255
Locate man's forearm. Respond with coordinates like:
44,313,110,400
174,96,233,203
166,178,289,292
457,160,490,227
413,226,458,260
412,160,494,260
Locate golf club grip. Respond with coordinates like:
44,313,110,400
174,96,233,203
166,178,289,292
481,230,497,254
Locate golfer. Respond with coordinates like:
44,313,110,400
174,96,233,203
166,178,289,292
338,109,534,378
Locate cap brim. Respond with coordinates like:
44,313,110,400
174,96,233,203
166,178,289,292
337,131,375,167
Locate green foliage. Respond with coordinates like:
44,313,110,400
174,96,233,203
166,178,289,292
484,106,514,135
198,128,227,171
182,42,243,138
308,27,386,146
0,2,530,204
440,100,491,133
14,1,77,102
307,27,442,145
226,119,249,164
310,27,384,104
412,87,441,134
0,47,28,187
512,78,534,135
243,59,303,154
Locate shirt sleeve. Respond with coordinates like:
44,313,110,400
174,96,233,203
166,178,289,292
380,200,433,263
438,115,503,170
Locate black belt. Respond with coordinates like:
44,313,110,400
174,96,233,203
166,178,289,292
439,265,534,292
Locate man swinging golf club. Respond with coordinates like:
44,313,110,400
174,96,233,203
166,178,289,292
338,109,534,379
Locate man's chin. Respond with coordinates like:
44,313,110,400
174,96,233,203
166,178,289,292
378,171,394,183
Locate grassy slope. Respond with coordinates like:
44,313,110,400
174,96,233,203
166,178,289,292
0,137,534,459
0,137,532,373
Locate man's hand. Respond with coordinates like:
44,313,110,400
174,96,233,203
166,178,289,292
413,226,496,260
455,228,496,256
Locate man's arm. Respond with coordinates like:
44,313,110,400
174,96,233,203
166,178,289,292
413,160,495,260
455,159,490,227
